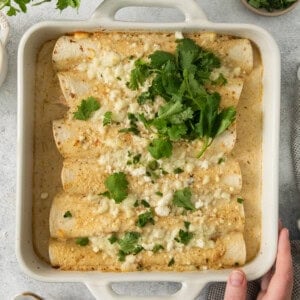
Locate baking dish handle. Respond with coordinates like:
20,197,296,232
91,0,209,23
85,280,205,300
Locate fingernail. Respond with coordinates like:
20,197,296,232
230,270,244,287
284,228,289,238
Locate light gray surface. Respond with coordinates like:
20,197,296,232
0,0,299,299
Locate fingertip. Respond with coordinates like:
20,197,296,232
229,270,246,287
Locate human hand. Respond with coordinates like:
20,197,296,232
224,227,293,300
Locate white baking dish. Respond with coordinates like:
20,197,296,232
16,0,280,299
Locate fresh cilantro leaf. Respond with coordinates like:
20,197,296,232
174,167,184,174
149,50,175,69
63,210,72,218
73,97,100,120
133,200,139,207
118,232,142,258
108,234,118,244
155,191,163,196
103,111,112,126
247,0,296,11
147,160,159,170
214,106,236,136
136,210,155,228
184,221,191,230
104,172,129,203
75,237,89,246
133,154,142,164
175,229,194,245
152,244,164,253
212,73,227,86
237,197,244,204
137,91,154,105
173,187,195,211
168,257,175,266
128,59,151,90
57,0,80,11
141,199,150,208
148,138,173,159
119,113,140,135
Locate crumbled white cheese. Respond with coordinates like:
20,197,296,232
198,160,209,170
87,193,100,201
155,205,170,217
130,167,146,177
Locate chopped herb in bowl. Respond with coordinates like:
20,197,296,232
242,0,298,16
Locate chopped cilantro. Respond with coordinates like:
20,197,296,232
104,172,129,203
184,221,191,230
119,113,140,135
75,237,89,246
175,229,194,245
218,157,225,164
134,200,139,207
237,197,244,204
141,199,150,208
136,210,155,228
103,111,113,126
148,138,173,159
133,154,142,164
127,38,236,157
168,258,175,267
73,96,100,120
147,160,159,170
108,234,118,244
117,232,143,260
155,192,163,196
152,244,164,253
247,0,297,11
116,76,121,80
212,73,227,86
174,167,184,174
173,187,195,211
63,210,72,218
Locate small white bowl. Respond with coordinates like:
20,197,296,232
0,12,9,87
241,0,299,16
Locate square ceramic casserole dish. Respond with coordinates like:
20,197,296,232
16,0,280,299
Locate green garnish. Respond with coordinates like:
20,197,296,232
99,191,111,199
173,187,195,211
128,38,235,158
247,0,296,11
108,234,118,244
141,199,150,208
136,210,155,228
117,232,143,261
148,138,173,160
103,111,113,126
175,229,194,245
184,221,191,230
168,258,175,267
237,197,244,204
147,160,159,170
212,73,227,86
152,244,164,253
218,157,225,164
155,191,163,197
0,0,81,16
119,113,140,135
116,76,121,80
104,172,129,203
73,96,100,120
133,200,139,207
174,167,184,174
75,237,89,246
63,210,72,218
133,154,142,164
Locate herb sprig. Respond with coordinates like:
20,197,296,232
128,38,235,158
247,0,296,12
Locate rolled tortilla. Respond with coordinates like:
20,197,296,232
49,232,246,271
50,192,244,238
53,118,236,159
61,158,242,195
53,32,253,75
57,71,244,110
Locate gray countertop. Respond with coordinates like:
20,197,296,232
0,0,299,299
